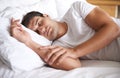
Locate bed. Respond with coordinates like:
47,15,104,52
0,59,120,78
0,0,120,78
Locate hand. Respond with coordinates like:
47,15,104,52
10,18,22,33
10,18,32,44
42,46,78,65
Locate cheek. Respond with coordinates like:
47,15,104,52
42,20,50,26
29,26,38,31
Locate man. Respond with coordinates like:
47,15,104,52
10,18,81,70
10,1,120,70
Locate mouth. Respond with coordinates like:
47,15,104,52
38,26,52,38
35,30,40,34
45,26,52,37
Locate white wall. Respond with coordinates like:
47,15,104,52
118,6,120,18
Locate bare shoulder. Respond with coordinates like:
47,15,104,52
85,7,114,31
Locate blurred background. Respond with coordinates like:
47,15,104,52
118,6,120,18
87,0,120,18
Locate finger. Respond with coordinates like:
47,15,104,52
10,24,22,30
12,27,22,37
13,20,20,24
11,18,20,23
45,46,61,62
57,51,67,65
49,49,66,65
39,45,51,49
14,26,22,32
19,26,23,31
16,23,21,26
11,18,14,23
47,45,58,49
45,49,54,62
50,46,63,53
40,45,57,49
11,18,15,26
14,19,20,23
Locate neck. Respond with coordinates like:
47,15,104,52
56,22,68,39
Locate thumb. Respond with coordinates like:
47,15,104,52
39,46,50,49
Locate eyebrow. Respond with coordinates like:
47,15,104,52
30,19,35,27
34,18,39,26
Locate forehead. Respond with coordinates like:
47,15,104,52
30,16,41,23
28,16,41,26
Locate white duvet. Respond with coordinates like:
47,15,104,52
0,59,120,78
0,0,120,78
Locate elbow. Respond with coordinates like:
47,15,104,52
111,23,120,38
51,58,81,71
115,25,120,37
102,21,120,39
65,62,81,71
62,58,81,71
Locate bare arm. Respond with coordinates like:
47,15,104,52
74,7,120,57
38,7,120,65
25,40,81,70
10,18,81,70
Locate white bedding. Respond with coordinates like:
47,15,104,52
0,59,120,78
0,0,120,78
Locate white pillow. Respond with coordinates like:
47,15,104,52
0,17,52,71
0,0,40,12
0,0,58,20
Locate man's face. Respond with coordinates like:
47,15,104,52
27,16,58,41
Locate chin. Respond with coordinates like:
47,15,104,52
48,37,55,41
48,38,54,41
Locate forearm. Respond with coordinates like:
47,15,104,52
25,40,44,57
74,23,120,57
51,57,81,70
25,40,81,70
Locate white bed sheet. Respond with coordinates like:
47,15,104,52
0,59,120,78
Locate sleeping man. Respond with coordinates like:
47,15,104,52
10,1,120,70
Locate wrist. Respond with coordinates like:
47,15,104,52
25,39,41,51
25,39,33,47
73,47,84,58
71,48,79,58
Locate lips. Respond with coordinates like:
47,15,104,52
39,26,51,38
45,26,52,37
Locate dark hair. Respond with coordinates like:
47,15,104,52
21,11,44,27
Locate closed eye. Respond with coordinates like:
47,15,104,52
38,23,42,27
34,18,39,26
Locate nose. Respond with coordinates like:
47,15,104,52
37,26,46,35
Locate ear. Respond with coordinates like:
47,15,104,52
43,14,50,18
